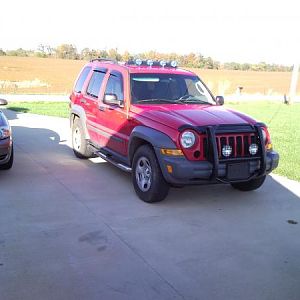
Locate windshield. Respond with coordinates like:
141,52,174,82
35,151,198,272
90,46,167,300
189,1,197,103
130,73,215,104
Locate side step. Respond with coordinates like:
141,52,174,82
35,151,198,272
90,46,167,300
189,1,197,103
95,151,132,173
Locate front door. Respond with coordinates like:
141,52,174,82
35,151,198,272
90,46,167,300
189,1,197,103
97,69,129,156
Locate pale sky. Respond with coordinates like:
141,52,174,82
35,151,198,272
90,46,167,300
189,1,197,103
1,0,300,65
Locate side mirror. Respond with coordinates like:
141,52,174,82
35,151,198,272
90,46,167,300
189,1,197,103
215,96,224,106
0,98,8,106
103,94,124,107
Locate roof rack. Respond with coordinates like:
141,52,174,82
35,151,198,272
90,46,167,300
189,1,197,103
90,58,118,64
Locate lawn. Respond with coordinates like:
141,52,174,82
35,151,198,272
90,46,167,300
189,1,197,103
7,101,69,118
227,101,300,181
6,101,300,182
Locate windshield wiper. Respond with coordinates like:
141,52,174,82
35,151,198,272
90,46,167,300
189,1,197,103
175,98,212,105
136,98,178,103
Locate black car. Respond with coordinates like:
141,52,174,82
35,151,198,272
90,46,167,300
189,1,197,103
0,99,13,170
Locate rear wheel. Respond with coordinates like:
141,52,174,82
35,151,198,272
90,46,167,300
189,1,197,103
71,118,93,159
231,175,266,191
0,144,13,170
132,145,169,203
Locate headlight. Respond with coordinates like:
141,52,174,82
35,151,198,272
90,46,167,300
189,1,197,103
180,131,196,148
0,127,10,139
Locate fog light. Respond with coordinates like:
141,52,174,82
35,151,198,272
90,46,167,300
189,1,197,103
249,143,258,155
222,145,232,157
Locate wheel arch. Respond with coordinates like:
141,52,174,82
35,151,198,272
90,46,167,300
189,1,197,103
70,104,90,139
128,126,177,164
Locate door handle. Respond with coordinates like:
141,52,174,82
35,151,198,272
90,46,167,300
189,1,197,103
99,106,105,112
80,98,86,104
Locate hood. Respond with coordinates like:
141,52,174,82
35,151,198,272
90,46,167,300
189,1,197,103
131,104,257,129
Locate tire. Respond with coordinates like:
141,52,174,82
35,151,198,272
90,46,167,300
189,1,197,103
71,118,93,159
0,144,13,170
231,175,266,191
132,145,169,203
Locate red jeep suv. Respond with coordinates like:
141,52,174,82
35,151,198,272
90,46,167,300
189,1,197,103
70,58,279,202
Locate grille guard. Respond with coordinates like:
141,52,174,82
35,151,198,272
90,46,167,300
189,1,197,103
180,123,267,183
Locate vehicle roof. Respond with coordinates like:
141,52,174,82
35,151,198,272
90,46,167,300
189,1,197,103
86,60,195,76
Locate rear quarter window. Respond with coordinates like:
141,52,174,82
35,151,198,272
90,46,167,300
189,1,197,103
74,67,91,93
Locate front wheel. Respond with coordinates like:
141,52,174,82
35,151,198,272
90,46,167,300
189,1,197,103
231,175,266,191
132,145,169,203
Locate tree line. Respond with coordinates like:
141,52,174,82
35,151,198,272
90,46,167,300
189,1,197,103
0,44,292,72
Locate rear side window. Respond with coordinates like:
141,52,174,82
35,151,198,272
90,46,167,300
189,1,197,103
86,71,106,98
105,71,124,100
74,67,91,93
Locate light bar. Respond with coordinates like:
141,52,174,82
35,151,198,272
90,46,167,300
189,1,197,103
127,59,178,68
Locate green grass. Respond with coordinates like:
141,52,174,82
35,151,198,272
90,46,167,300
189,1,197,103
227,101,300,182
7,101,69,118
7,100,300,182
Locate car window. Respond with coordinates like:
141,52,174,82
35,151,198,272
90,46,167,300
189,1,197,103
74,67,91,93
86,71,106,98
104,71,124,101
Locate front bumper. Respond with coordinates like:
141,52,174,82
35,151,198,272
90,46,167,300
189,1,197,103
0,137,12,165
155,148,279,185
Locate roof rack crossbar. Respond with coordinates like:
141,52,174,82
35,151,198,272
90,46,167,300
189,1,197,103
90,58,118,64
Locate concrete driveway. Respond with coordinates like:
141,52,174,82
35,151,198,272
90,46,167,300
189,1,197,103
1,108,300,300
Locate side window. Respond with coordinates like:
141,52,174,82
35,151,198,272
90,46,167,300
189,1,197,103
104,71,124,101
74,67,91,93
86,71,106,98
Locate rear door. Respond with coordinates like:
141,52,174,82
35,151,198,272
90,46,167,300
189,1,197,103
82,67,107,145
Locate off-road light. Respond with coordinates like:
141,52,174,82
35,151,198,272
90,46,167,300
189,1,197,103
170,60,178,68
249,143,258,155
147,59,153,66
160,60,167,67
180,131,196,149
135,58,142,66
222,145,232,157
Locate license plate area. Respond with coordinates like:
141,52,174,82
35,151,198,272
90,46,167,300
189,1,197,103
227,162,250,180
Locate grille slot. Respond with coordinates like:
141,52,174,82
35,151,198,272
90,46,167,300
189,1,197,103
202,132,259,160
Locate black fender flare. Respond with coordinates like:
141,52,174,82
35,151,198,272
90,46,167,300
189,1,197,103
128,126,177,163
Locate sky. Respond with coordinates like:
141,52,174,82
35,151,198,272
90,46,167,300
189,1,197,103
1,0,300,65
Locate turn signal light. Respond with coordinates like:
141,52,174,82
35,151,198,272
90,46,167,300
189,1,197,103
160,149,183,156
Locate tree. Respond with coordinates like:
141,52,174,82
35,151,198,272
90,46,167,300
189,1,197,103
55,44,78,59
0,49,6,56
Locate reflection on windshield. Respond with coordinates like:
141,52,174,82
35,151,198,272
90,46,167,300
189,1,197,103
131,73,214,104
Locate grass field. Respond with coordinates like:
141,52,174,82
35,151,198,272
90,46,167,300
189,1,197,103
7,101,69,118
6,101,300,182
1,56,299,95
228,102,300,182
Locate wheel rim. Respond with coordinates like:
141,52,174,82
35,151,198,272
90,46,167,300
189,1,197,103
135,156,152,192
73,127,81,151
